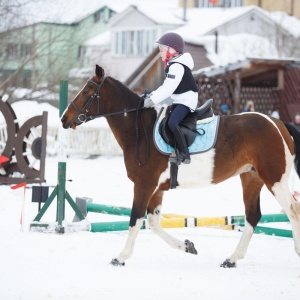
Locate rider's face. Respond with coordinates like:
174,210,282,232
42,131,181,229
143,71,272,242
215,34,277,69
159,45,167,62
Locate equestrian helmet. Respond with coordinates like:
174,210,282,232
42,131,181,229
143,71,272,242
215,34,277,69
156,32,185,54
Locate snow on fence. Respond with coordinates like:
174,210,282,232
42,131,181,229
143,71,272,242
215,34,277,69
0,101,122,157
48,125,122,156
0,123,122,157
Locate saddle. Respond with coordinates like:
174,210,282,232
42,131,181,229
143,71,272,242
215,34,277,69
154,99,217,189
159,98,214,148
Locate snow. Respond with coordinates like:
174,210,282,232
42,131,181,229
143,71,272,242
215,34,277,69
184,33,279,66
84,31,111,47
5,99,109,129
0,0,178,32
1,155,300,300
1,100,300,299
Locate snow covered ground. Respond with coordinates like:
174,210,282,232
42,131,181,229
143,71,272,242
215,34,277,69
1,155,300,300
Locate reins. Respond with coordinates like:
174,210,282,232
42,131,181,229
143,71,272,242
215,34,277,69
70,76,150,165
134,98,149,166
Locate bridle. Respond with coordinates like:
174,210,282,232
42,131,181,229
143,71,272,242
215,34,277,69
70,76,139,125
69,76,149,165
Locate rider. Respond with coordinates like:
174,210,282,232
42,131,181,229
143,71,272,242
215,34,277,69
143,32,199,164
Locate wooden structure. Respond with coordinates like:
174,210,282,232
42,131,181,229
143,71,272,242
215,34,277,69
194,58,300,122
0,99,47,184
127,54,300,122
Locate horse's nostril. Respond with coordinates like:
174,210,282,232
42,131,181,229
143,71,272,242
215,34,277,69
61,116,66,123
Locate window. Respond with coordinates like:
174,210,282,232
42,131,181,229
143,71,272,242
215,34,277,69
94,9,105,23
109,10,116,19
20,44,32,58
6,43,18,59
196,0,216,7
221,0,243,7
113,29,157,57
78,46,86,60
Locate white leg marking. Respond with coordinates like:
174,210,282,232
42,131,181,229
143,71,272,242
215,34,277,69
147,205,186,251
228,221,254,263
116,218,144,263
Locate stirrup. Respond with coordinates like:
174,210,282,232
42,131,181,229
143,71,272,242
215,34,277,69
181,155,191,164
169,152,181,165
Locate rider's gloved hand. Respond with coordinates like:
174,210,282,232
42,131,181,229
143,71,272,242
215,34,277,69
143,94,154,108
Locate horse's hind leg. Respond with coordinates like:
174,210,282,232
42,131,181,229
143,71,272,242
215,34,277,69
221,171,264,268
147,180,198,255
271,169,300,256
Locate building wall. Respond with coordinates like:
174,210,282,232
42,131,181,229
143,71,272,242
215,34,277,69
179,0,300,18
0,6,112,89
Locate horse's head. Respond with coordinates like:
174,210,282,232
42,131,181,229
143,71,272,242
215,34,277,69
61,65,106,129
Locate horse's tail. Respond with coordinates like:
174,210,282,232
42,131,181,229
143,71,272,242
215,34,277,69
284,123,300,177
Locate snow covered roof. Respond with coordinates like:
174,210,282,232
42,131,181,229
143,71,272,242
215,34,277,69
84,31,111,47
109,4,185,27
172,6,300,40
192,33,279,67
193,57,300,78
0,0,178,32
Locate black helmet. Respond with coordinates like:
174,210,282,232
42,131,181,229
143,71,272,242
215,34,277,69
156,32,185,54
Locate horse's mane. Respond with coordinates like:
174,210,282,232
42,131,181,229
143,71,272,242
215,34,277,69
108,76,140,100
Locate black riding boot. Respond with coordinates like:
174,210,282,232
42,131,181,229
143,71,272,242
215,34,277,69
172,125,191,164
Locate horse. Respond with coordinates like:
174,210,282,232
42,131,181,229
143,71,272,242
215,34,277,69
61,64,300,267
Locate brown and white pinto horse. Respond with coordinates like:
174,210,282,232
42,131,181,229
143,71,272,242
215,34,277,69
61,65,300,267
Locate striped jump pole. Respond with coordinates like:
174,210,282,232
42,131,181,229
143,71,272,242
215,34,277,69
75,199,292,237
75,198,290,225
90,215,292,238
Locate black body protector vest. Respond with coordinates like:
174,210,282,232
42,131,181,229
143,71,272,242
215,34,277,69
165,62,199,94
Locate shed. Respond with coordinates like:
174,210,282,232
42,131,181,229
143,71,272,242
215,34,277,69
194,57,300,122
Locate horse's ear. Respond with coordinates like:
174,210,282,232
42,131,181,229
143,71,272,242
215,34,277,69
95,65,105,79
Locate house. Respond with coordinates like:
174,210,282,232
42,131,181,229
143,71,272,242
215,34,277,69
179,0,300,19
121,5,300,122
125,6,299,87
0,0,155,92
77,3,184,84
0,0,120,91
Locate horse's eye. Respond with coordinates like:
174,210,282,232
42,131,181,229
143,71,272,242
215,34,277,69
82,91,89,96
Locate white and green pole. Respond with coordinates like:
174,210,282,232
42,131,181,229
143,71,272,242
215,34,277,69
31,80,85,233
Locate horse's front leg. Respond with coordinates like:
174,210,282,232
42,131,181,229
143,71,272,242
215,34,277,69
147,180,198,255
111,184,154,266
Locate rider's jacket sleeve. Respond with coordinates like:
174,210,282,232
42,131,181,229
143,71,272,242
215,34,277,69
150,63,184,104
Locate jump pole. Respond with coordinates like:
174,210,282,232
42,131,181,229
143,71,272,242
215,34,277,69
90,218,293,238
76,199,289,225
30,80,85,233
74,199,292,237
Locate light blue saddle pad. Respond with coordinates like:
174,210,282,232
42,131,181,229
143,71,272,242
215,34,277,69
154,115,220,155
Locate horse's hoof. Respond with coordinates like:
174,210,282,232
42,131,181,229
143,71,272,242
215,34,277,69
220,259,236,268
110,258,125,266
185,239,198,255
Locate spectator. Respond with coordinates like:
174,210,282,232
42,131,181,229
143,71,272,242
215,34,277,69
290,113,300,131
271,110,280,119
243,100,255,112
220,103,231,116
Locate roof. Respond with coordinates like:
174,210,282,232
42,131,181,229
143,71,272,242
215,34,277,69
193,57,300,78
172,6,298,38
109,4,184,27
0,0,178,32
